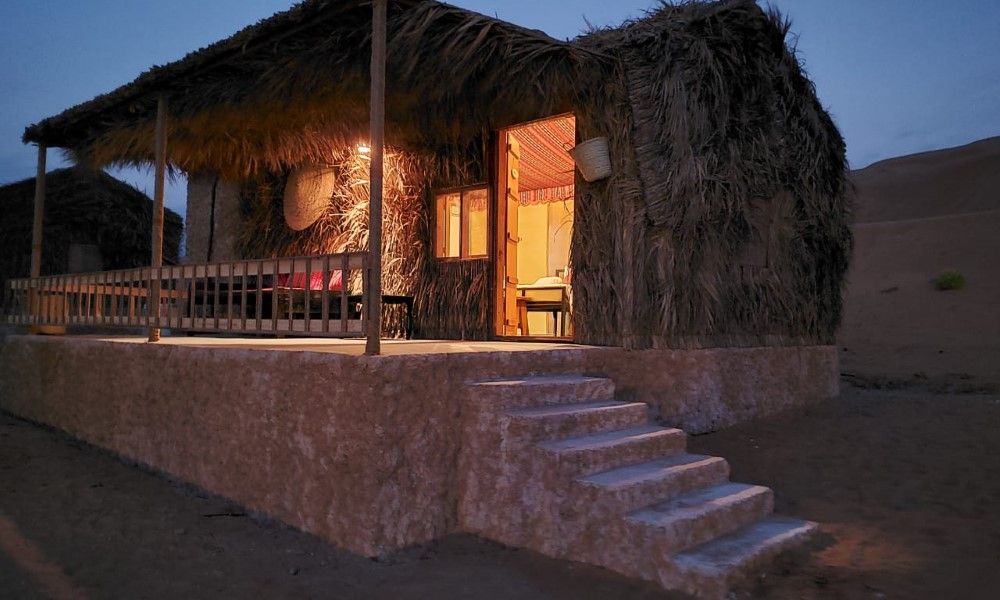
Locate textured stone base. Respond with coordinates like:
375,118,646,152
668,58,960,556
0,335,833,562
601,345,840,433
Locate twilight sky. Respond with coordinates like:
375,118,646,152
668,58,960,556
1,0,998,218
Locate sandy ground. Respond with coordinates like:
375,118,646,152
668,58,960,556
4,383,1000,599
0,411,670,600
691,385,1000,599
841,136,1000,388
841,210,1000,386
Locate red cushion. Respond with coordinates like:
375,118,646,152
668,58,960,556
276,270,343,291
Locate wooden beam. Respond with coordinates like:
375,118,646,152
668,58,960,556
148,95,168,343
27,144,47,331
29,145,47,279
365,0,387,356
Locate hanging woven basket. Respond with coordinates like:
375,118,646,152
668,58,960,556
283,165,335,230
568,137,612,182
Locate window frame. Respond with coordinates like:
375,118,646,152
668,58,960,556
433,184,489,261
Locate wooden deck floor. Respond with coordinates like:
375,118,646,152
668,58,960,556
82,335,586,356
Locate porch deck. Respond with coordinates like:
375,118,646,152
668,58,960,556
72,334,582,356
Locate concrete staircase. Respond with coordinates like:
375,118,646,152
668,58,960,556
459,375,815,599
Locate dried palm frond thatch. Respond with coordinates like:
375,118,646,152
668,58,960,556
23,0,584,179
237,146,433,337
570,0,852,348
235,141,490,338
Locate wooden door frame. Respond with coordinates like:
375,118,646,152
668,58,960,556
486,129,501,338
491,114,577,342
491,129,513,338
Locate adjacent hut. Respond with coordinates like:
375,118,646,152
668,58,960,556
0,168,182,300
19,0,850,349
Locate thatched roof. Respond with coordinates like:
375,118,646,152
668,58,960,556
0,168,183,293
23,0,591,178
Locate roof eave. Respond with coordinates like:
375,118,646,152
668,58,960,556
20,0,577,150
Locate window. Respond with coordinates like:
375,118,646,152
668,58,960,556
435,186,488,258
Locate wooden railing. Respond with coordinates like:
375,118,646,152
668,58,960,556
2,252,369,337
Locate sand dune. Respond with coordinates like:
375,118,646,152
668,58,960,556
840,137,1000,386
851,136,1000,223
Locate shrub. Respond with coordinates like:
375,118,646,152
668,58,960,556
932,270,966,291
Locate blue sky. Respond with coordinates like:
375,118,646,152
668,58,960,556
1,0,999,217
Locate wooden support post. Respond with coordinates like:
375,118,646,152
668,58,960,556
148,95,168,342
30,145,47,279
27,144,47,329
366,0,387,355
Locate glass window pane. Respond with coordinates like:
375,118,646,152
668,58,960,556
447,195,461,257
435,192,461,258
464,188,488,257
435,187,488,259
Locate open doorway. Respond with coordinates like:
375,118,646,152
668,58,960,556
495,114,576,339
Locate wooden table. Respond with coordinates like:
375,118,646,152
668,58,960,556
516,283,571,336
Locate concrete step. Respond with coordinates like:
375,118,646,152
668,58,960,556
463,371,814,599
625,483,774,556
537,424,687,476
469,375,615,410
673,517,818,600
504,400,649,441
576,454,730,514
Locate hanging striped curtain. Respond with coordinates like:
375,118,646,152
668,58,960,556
508,116,576,206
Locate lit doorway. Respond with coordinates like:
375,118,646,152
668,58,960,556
495,114,575,339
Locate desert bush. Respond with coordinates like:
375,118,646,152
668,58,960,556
932,270,966,291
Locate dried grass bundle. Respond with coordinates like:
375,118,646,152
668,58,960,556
237,145,435,337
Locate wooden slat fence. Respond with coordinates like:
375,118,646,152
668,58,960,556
2,252,369,337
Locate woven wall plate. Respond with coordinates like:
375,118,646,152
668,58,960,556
283,165,335,230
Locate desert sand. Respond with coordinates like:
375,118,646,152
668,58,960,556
691,385,1000,599
850,137,1000,222
841,136,1000,387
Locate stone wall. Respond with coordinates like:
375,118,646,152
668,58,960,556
596,345,840,432
0,336,837,555
185,173,242,262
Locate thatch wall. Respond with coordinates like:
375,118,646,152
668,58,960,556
412,140,492,340
0,168,182,297
571,0,851,348
234,140,491,339
236,148,424,337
